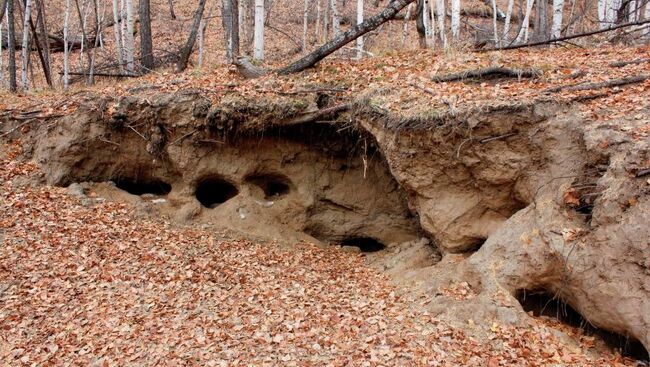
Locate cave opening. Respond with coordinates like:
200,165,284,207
340,237,387,253
114,177,172,196
516,289,648,362
245,174,292,200
195,176,239,208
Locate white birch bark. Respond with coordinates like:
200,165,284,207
21,0,32,89
628,0,637,21
605,0,620,26
491,0,499,46
64,0,71,89
401,3,412,46
303,0,309,51
597,0,606,29
330,0,340,36
435,0,446,47
503,0,514,40
423,0,432,46
356,0,364,58
515,0,534,43
124,0,135,72
551,0,563,39
112,0,124,70
253,0,264,60
450,0,460,39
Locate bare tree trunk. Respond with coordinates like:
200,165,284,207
139,0,154,72
168,0,176,19
450,0,460,39
356,0,364,57
330,0,340,35
177,0,207,72
315,0,321,40
0,0,7,22
434,0,445,46
21,0,32,89
533,0,547,40
36,0,50,80
63,0,70,89
503,0,514,40
124,0,134,72
278,0,416,75
551,0,563,39
302,0,309,51
7,0,16,91
491,0,499,46
222,0,235,61
111,0,123,70
198,1,214,66
515,0,534,43
415,0,426,47
253,0,264,59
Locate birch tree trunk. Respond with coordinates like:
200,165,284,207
112,0,124,70
503,0,513,40
422,0,431,46
428,0,436,46
645,1,650,37
21,0,32,89
330,0,341,36
533,0,547,40
550,0,563,39
434,0,446,46
140,0,154,72
303,0,309,51
7,0,16,91
491,0,499,46
606,0,620,27
627,0,637,21
356,0,364,57
63,0,70,89
222,0,240,62
450,0,460,39
515,0,534,43
124,0,135,72
177,0,207,71
36,0,50,79
597,0,606,29
253,0,264,59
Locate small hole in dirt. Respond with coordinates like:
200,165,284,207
114,178,172,196
516,289,649,361
195,176,239,208
246,174,292,200
340,237,386,253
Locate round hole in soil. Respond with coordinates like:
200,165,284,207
114,178,172,196
516,289,649,361
340,237,386,253
245,174,292,200
195,176,239,208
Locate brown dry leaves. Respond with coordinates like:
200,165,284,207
0,143,639,366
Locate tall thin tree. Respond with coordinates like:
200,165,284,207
177,0,207,72
551,0,564,39
140,0,154,72
7,0,16,92
63,0,70,89
20,0,32,89
253,0,264,59
112,0,124,70
450,0,460,39
124,0,135,72
356,0,364,57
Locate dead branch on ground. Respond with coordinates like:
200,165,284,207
431,67,541,83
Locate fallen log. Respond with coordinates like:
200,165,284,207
610,58,650,67
545,74,650,93
431,67,541,83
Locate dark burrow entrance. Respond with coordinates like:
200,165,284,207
195,176,239,208
114,177,172,196
340,237,387,253
245,174,292,200
516,289,649,361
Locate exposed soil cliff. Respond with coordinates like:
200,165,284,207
3,88,648,360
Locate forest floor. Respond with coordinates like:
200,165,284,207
0,139,641,366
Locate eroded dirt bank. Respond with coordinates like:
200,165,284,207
3,89,649,361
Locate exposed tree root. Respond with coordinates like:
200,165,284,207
545,74,650,93
431,67,541,83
